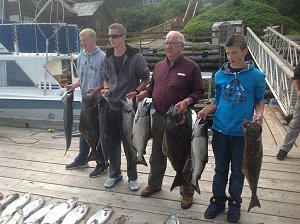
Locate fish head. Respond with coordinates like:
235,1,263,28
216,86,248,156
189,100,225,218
61,90,74,103
243,121,262,139
82,93,96,108
137,98,151,116
193,119,208,137
121,97,134,112
166,105,185,125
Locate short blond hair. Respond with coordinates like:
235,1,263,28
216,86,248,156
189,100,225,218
79,28,96,38
108,23,127,35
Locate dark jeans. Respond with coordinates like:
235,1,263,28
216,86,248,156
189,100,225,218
211,130,245,202
106,109,137,181
75,134,107,169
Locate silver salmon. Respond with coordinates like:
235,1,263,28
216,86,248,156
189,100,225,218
1,193,30,218
190,119,208,194
242,121,263,212
0,193,19,212
121,97,136,168
22,197,45,219
84,207,113,224
132,98,151,166
24,202,58,224
164,214,180,224
61,204,89,224
98,97,110,163
41,197,77,224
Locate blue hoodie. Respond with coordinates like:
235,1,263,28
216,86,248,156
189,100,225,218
77,46,105,99
212,60,266,136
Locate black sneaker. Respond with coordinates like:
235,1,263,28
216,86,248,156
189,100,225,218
204,197,226,219
276,149,287,160
227,200,241,223
89,167,108,178
65,161,88,170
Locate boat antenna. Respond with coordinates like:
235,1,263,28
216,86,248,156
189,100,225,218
17,0,22,22
1,0,4,24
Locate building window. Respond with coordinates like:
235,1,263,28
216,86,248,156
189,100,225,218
9,15,19,22
8,0,18,2
23,16,34,23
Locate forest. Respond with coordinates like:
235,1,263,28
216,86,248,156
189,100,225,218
72,0,300,34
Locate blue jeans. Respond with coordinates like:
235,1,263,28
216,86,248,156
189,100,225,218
211,130,245,202
75,135,107,169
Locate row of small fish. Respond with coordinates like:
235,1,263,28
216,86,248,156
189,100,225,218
0,194,113,224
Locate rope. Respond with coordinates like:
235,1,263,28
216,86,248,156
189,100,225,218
0,132,40,144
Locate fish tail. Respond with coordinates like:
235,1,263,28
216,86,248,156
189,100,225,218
191,180,201,195
170,173,186,191
136,156,148,167
248,194,261,212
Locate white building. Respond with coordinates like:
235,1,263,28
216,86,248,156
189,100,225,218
143,0,160,5
212,20,244,44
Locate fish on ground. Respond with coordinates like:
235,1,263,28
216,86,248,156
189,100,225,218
85,207,113,224
163,214,180,224
79,93,100,163
121,97,136,168
0,194,19,212
242,120,263,212
62,90,74,155
41,197,77,224
22,197,45,219
1,193,30,218
190,119,209,194
24,203,58,224
162,106,192,191
61,204,89,224
98,97,110,163
6,209,23,224
132,98,152,166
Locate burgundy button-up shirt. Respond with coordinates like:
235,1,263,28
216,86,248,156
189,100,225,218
147,55,204,114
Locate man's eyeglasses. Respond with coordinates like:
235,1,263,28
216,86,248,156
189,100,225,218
108,34,124,39
164,42,183,47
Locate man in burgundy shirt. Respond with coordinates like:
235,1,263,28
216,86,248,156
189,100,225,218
136,31,204,209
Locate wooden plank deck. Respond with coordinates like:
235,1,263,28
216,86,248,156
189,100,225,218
0,104,300,223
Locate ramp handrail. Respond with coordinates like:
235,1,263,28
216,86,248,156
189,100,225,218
246,27,295,117
264,26,300,68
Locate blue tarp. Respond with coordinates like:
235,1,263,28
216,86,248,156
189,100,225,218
0,23,79,54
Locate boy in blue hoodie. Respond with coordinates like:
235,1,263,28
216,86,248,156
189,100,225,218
197,34,266,223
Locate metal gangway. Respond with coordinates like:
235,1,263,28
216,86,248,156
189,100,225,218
246,27,299,117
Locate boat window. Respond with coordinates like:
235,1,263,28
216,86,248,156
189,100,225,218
0,61,34,87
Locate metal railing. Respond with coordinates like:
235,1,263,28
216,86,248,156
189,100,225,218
246,27,295,117
264,26,300,68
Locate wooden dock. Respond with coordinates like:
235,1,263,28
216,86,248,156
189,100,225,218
0,104,299,223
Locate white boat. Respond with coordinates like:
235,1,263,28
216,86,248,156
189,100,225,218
0,22,81,126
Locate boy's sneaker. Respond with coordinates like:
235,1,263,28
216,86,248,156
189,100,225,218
276,149,288,160
89,166,108,178
227,200,241,223
204,197,226,219
65,161,88,170
129,180,140,191
104,175,123,189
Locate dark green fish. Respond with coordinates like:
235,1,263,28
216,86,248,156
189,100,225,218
62,90,74,156
98,97,110,163
163,105,192,191
79,93,100,162
242,120,263,212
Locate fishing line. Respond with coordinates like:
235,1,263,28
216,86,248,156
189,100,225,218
0,132,40,144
